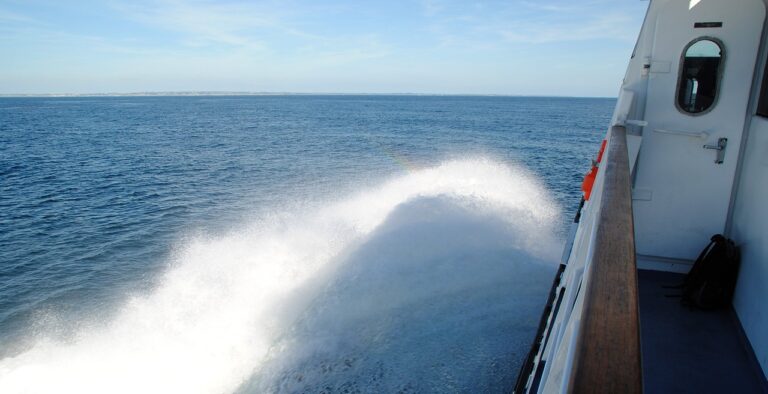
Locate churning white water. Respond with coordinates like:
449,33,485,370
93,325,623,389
0,158,561,393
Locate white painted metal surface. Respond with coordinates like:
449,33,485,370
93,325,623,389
731,70,768,381
632,0,765,261
520,0,768,389
516,128,615,393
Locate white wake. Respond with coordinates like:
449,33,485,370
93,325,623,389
0,158,561,393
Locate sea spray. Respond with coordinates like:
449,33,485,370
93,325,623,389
0,158,561,393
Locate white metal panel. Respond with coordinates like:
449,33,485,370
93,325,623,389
531,129,615,393
633,0,765,260
732,115,768,378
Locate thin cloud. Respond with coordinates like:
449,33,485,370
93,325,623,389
111,0,375,55
0,8,36,23
519,1,591,13
421,0,444,16
0,11,155,56
496,12,637,44
297,35,391,66
114,0,284,49
422,0,639,47
0,25,160,56
112,0,397,66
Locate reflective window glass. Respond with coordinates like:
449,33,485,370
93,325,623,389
677,39,723,114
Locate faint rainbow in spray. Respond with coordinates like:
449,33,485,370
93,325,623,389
364,135,419,172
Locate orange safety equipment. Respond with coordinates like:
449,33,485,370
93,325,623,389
581,139,607,201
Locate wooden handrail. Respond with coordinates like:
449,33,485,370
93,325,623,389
569,126,642,393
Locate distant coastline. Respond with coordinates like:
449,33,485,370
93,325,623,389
0,91,614,99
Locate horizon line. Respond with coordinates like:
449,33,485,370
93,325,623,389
0,91,616,99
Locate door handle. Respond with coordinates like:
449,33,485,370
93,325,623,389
703,138,727,164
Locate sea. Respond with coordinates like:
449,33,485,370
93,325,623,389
0,95,613,393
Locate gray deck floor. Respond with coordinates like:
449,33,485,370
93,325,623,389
638,269,768,393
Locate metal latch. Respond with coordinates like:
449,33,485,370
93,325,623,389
703,138,727,164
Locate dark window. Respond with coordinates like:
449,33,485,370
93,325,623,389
757,53,768,117
676,38,723,114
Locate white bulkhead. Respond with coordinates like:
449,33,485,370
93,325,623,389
619,0,768,379
523,2,768,391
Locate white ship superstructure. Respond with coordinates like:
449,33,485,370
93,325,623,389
516,0,768,392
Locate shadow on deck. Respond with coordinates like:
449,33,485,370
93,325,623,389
638,269,768,393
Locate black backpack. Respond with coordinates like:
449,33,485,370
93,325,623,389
680,234,741,309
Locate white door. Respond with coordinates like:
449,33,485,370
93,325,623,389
633,0,765,261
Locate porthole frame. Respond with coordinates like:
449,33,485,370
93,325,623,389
674,36,726,116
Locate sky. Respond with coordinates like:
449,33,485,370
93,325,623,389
0,0,649,96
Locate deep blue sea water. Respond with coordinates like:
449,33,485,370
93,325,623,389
0,95,613,393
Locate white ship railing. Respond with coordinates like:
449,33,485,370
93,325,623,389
516,126,642,393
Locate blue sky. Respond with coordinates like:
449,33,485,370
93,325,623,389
0,0,649,96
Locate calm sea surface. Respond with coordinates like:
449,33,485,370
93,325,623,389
0,95,613,393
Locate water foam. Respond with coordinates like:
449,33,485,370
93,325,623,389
0,158,561,393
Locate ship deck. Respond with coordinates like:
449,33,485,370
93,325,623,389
638,269,768,393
